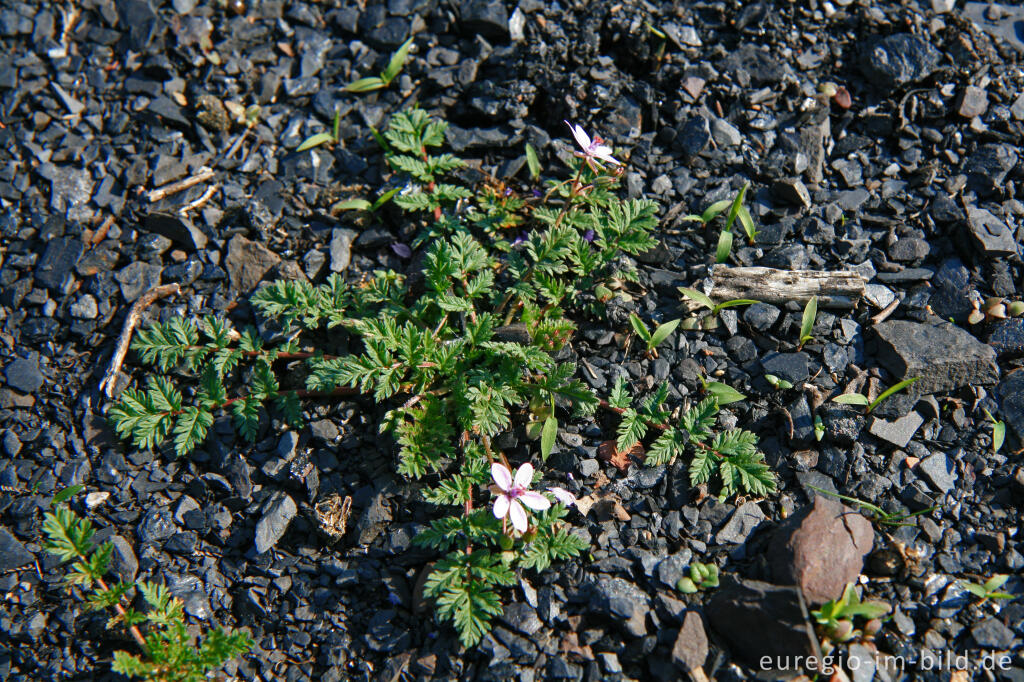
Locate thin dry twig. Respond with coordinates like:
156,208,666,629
178,184,218,216
146,167,215,203
99,284,181,398
871,298,900,325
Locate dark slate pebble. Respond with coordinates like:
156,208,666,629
675,116,710,161
460,0,508,39
929,258,973,323
759,351,809,384
743,303,781,332
4,357,43,393
34,237,83,292
971,618,1015,649
0,527,33,571
144,212,208,250
860,34,940,89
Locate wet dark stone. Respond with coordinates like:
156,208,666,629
34,238,83,292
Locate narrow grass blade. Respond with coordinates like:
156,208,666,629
331,199,373,212
725,182,748,232
345,77,386,93
629,313,651,343
381,37,414,83
867,377,920,412
678,287,714,311
833,393,870,406
649,318,681,349
701,199,732,224
296,132,335,152
715,229,733,264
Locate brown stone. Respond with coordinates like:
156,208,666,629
771,495,873,604
225,234,281,293
672,610,709,674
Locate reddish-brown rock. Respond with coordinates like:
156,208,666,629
771,494,874,605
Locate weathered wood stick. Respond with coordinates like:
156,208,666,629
147,167,215,203
99,283,181,398
710,266,865,309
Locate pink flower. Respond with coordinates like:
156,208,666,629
547,487,576,507
491,462,551,533
565,121,621,170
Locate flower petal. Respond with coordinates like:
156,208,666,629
547,487,576,507
514,462,535,489
491,463,513,491
565,121,590,151
592,145,621,165
519,491,551,511
493,494,510,519
509,499,528,533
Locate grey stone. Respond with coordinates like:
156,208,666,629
916,453,957,494
710,118,742,147
672,611,709,673
864,284,896,309
50,168,94,222
860,34,941,89
4,358,43,393
330,228,357,272
137,507,176,544
971,617,1015,649
743,303,781,331
958,85,988,118
929,258,973,323
70,294,99,320
759,351,809,384
656,550,693,589
226,235,281,293
461,0,508,38
773,178,811,207
706,577,821,668
0,527,33,571
771,495,873,605
964,2,1024,53
109,535,138,582
966,144,1018,196
500,602,542,636
356,493,392,545
579,458,600,477
116,262,162,302
716,501,766,544
868,411,924,448
255,493,297,553
966,207,1018,257
675,116,710,160
874,320,999,397
848,644,877,682
588,577,650,637
35,237,84,292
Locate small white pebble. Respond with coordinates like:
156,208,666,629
85,491,110,508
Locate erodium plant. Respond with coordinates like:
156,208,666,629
107,109,776,646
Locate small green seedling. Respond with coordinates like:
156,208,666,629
676,562,720,593
629,313,681,357
832,377,920,413
345,36,414,93
812,583,890,644
297,107,342,152
813,414,825,441
765,374,794,390
984,409,1006,455
697,374,746,405
330,188,400,215
678,287,758,318
683,182,757,263
798,295,817,349
808,486,936,527
959,575,1015,603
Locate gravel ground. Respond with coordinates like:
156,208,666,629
1,0,1023,680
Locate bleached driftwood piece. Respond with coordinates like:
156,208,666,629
710,266,865,309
